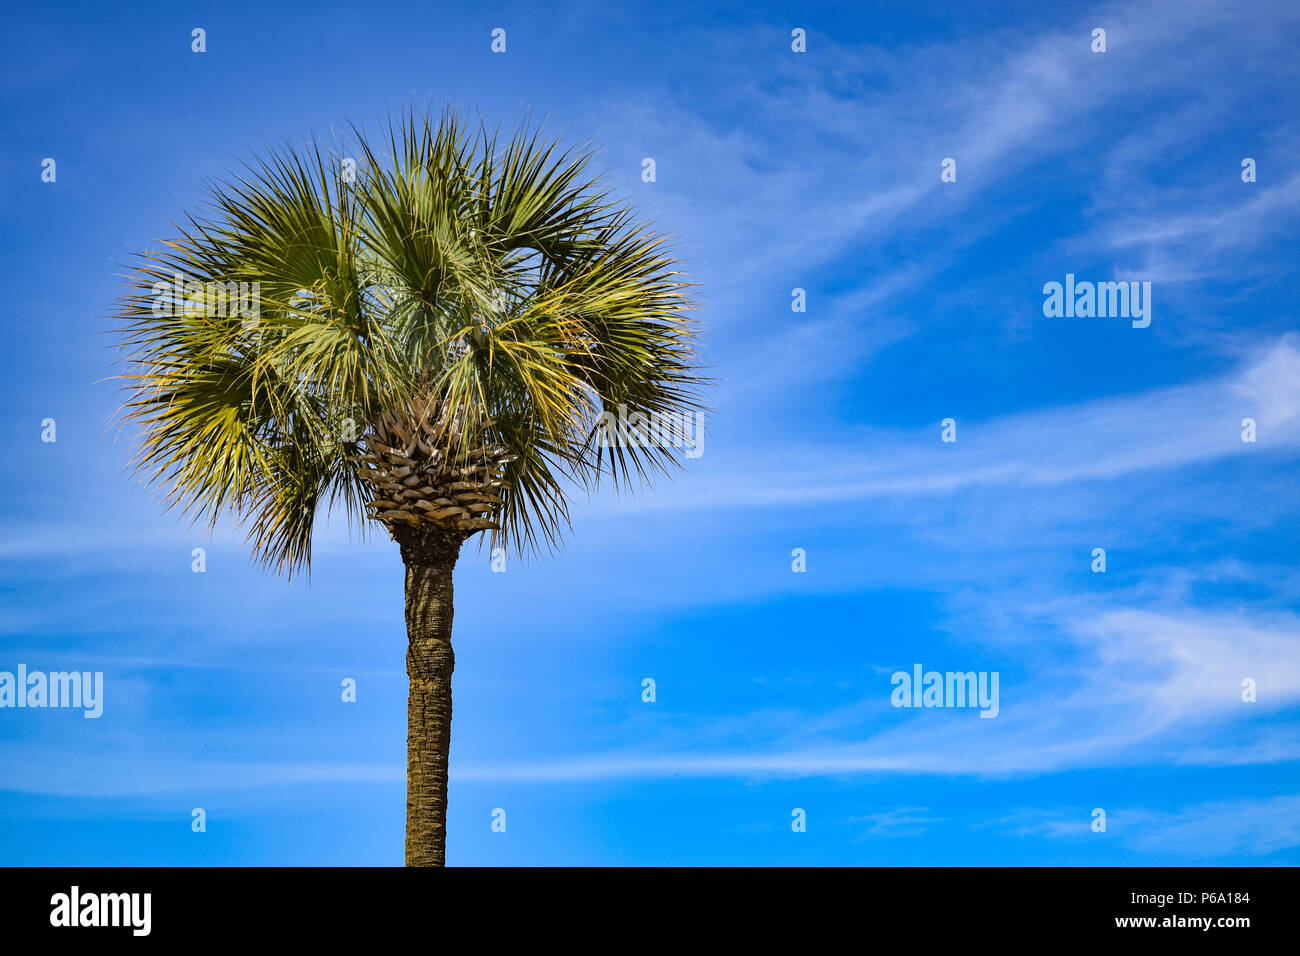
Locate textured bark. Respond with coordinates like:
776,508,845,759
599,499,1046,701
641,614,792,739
396,526,465,867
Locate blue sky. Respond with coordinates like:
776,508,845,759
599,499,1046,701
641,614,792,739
2,0,1300,865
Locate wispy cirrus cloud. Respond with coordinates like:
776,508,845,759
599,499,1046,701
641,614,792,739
849,806,944,839
1004,795,1300,857
603,0,1300,310
446,599,1300,783
7,594,1293,798
596,335,1300,515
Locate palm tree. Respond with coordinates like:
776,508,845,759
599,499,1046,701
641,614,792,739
115,109,704,866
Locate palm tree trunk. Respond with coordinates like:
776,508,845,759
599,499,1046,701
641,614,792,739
396,528,464,867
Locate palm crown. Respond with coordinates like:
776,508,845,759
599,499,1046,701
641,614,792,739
116,109,704,572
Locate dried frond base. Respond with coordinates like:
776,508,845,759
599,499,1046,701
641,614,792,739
354,403,514,540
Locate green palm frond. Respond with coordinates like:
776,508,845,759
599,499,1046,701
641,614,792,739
115,108,706,576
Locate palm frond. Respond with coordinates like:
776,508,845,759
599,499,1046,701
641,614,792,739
115,108,707,575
